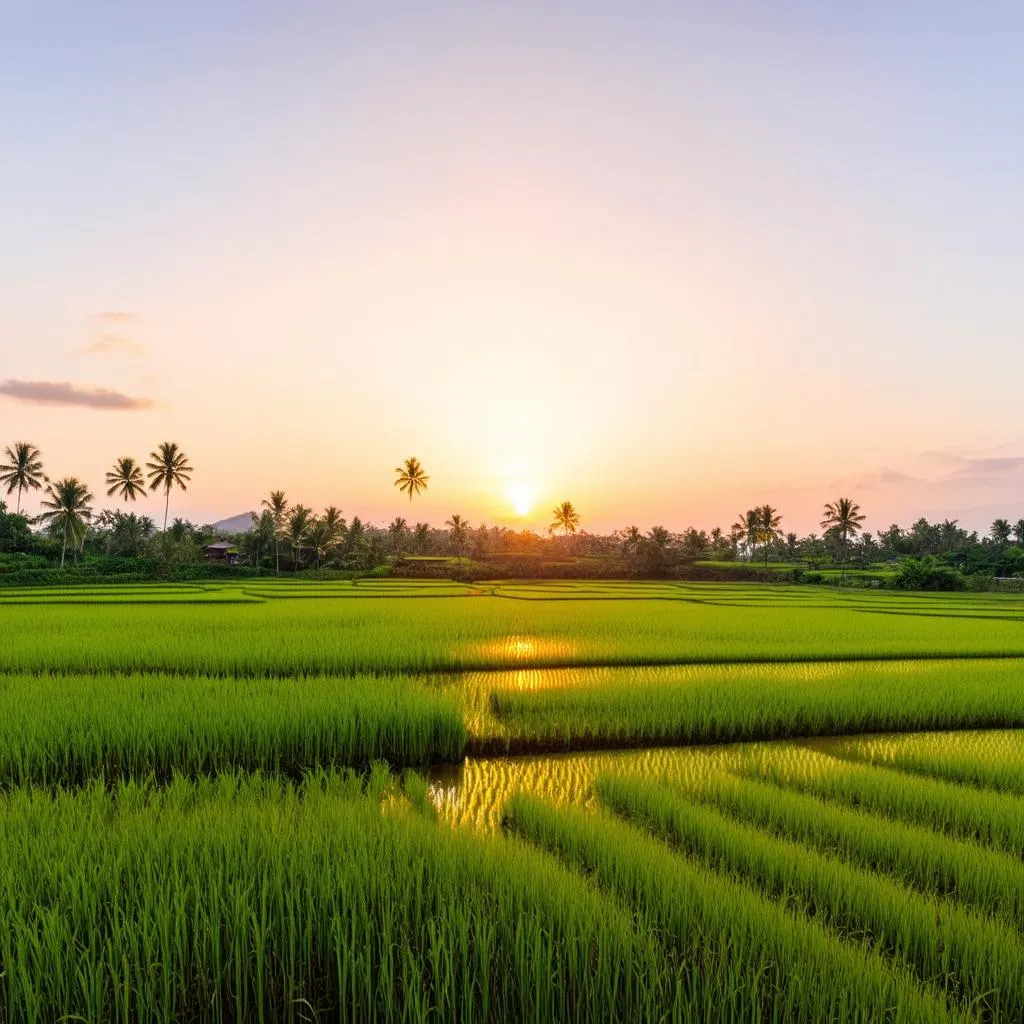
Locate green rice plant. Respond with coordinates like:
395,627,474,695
752,747,1024,856
595,772,1024,1019
487,658,1024,753
830,729,1024,795
0,772,677,1023
502,795,959,1024
678,769,1024,930
0,673,466,785
6,590,1024,677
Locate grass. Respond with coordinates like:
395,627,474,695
502,795,958,1024
0,673,466,786
484,658,1024,753
7,580,1024,1020
829,728,1024,794
595,772,1024,1019
671,768,1024,931
0,772,678,1023
4,587,1024,679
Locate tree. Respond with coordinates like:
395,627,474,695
641,525,676,577
1014,520,1024,546
784,532,799,560
0,442,45,514
105,456,146,502
821,497,866,572
413,521,431,554
261,491,289,575
731,509,761,561
308,506,344,568
991,518,1013,545
146,442,193,531
445,514,470,569
394,457,429,502
37,477,94,568
286,505,313,570
388,517,409,556
757,505,783,566
550,501,580,537
245,510,276,574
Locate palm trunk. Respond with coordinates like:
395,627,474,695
275,537,280,575
60,520,67,569
163,487,170,532
16,483,22,514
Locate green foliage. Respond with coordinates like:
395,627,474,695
892,556,966,591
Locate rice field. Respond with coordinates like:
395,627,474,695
4,579,1024,1020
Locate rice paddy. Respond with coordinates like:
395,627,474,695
4,579,1024,1020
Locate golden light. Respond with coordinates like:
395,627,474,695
506,481,536,517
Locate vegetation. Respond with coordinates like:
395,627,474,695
2,579,1024,1019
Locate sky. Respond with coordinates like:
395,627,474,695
1,2,1022,536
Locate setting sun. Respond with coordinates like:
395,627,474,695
506,482,536,517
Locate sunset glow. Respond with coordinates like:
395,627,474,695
1,5,1022,534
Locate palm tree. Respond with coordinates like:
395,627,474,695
731,509,761,561
246,509,277,574
37,477,94,568
1014,520,1024,547
105,456,146,502
394,457,429,502
991,518,1012,545
261,491,289,575
286,505,313,570
0,442,45,513
550,501,580,537
821,497,866,571
388,516,409,556
620,525,642,556
146,442,193,531
757,505,783,566
413,521,431,554
309,506,344,567
445,514,470,568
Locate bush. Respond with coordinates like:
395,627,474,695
891,556,966,592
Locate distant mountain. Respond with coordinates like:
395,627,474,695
210,512,254,535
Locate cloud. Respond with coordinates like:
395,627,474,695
850,467,922,490
82,334,146,356
93,311,136,323
0,379,156,410
949,456,1024,476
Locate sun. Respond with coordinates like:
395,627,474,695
506,482,536,517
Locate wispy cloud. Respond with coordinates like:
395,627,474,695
949,456,1024,477
852,467,922,490
0,379,156,410
82,334,146,356
93,311,136,323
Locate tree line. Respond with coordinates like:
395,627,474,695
3,440,1024,584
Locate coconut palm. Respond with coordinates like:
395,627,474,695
388,516,409,556
308,506,345,568
991,518,1012,545
261,491,289,575
550,501,580,537
246,509,277,574
445,513,470,568
413,521,431,554
757,505,783,566
394,457,429,502
37,477,94,568
0,442,45,514
286,505,313,570
821,497,866,570
105,456,146,502
1014,520,1024,546
145,442,193,531
731,509,761,561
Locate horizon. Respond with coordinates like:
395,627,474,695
2,3,1022,536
